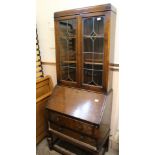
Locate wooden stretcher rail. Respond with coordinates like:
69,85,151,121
48,127,97,151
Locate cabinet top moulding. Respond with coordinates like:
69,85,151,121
54,3,116,18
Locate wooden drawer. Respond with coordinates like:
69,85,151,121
49,111,94,136
49,122,96,147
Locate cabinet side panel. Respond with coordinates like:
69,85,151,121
54,20,61,84
77,16,82,87
101,91,113,128
96,91,113,147
103,11,110,93
108,12,116,92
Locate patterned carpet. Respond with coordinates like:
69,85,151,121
37,138,119,155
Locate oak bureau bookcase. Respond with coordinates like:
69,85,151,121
46,3,116,155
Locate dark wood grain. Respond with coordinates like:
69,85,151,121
48,111,94,136
77,15,82,88
46,85,106,125
103,11,111,93
54,4,116,93
54,4,116,18
47,4,116,154
50,123,96,146
46,88,112,154
54,20,60,84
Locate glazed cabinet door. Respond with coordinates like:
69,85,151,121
81,13,106,91
55,17,79,86
55,12,112,92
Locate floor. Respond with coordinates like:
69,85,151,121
37,139,119,155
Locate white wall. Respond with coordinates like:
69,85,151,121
37,0,119,64
37,0,119,149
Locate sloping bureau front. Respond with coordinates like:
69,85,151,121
46,86,106,125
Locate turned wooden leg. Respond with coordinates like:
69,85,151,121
104,137,109,152
92,151,100,155
47,135,53,150
102,148,106,155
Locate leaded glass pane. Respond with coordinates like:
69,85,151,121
94,16,104,35
84,18,93,35
83,16,104,86
59,19,76,82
